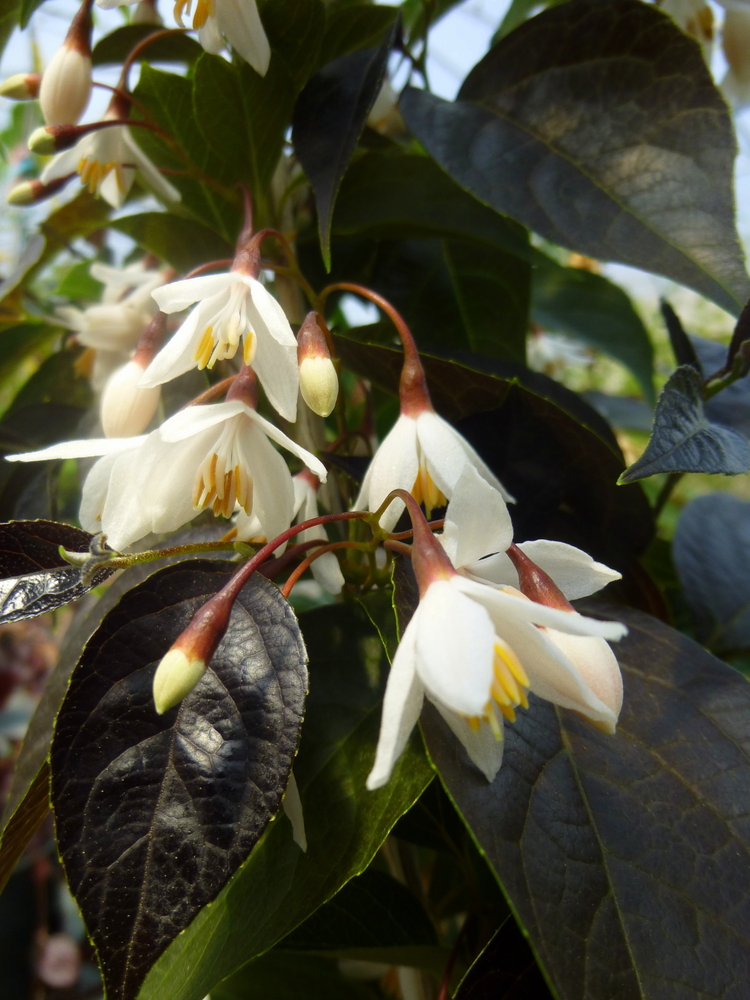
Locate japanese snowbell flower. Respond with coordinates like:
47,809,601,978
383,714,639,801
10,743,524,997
95,0,270,76
40,97,179,209
291,471,344,595
366,483,627,790
354,340,511,531
142,267,299,422
7,390,326,551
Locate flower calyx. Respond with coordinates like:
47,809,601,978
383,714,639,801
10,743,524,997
506,542,575,611
403,492,456,596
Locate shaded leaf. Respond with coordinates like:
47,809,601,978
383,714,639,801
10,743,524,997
7,346,93,414
423,605,750,1000
620,365,750,482
111,212,233,273
583,391,653,433
51,560,307,1000
334,334,656,599
661,300,701,373
213,952,372,1000
282,867,437,952
0,0,18,59
137,597,432,1000
293,19,399,267
257,0,325,88
17,0,41,30
91,25,203,66
0,764,49,897
673,493,750,651
320,3,398,64
691,335,750,437
0,520,112,626
0,323,60,391
455,918,553,1000
400,0,750,314
55,260,104,302
532,259,655,404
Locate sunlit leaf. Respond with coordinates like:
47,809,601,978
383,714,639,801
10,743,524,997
401,0,750,314
423,605,750,1000
620,365,750,482
52,560,307,1000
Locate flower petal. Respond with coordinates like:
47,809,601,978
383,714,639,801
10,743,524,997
516,540,621,600
242,423,295,543
252,330,299,422
543,629,622,731
248,410,327,481
441,464,512,568
430,700,505,783
246,278,296,345
151,273,235,314
366,620,424,790
123,131,180,203
6,437,143,462
415,580,496,717
158,400,248,442
354,415,419,531
216,0,270,75
79,452,122,534
138,304,207,387
310,551,345,595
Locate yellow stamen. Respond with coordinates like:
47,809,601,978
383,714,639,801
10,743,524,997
411,460,446,517
243,329,257,365
194,326,215,369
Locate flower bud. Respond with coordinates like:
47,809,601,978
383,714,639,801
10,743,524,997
506,543,574,611
152,648,207,716
100,359,161,437
133,0,163,25
297,312,338,417
28,125,63,155
0,73,41,100
7,174,73,205
39,45,92,125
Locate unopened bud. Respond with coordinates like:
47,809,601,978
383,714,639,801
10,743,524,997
297,312,338,417
101,360,161,437
152,648,206,716
28,125,65,155
39,45,92,125
7,174,73,205
507,543,573,611
133,0,163,25
0,73,41,100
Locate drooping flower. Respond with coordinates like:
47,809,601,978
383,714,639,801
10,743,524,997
39,97,180,209
366,477,626,789
291,471,344,595
7,381,326,551
142,268,299,422
95,0,270,75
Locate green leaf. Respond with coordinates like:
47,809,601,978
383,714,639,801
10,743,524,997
111,212,233,273
212,952,373,1000
132,66,238,242
91,25,203,66
292,19,399,268
52,560,308,1000
422,604,750,1000
320,3,398,65
400,0,750,315
492,0,568,43
673,494,750,651
532,259,655,404
17,0,41,30
333,334,655,587
0,0,19,58
332,151,533,261
55,261,104,302
620,365,750,482
137,597,433,1000
257,0,325,88
0,323,59,391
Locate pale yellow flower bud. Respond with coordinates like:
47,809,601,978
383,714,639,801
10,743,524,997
28,126,58,155
299,355,339,418
39,45,92,125
152,648,206,715
0,72,40,100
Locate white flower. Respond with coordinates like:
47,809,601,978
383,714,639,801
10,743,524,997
143,271,299,422
100,360,161,437
40,111,180,209
90,261,166,306
39,43,91,125
367,466,626,790
7,401,326,550
95,0,270,75
354,410,513,532
291,473,344,595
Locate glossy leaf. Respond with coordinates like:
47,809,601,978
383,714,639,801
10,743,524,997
111,212,233,273
91,25,203,66
455,918,554,1000
333,334,656,599
0,764,49,897
691,335,750,437
293,18,399,268
137,597,433,1000
51,560,307,1000
423,605,750,1000
532,259,655,404
673,494,750,651
320,3,398,65
620,365,750,483
661,300,702,373
0,520,112,626
257,0,325,88
400,0,750,314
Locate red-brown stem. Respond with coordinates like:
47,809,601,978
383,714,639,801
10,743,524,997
120,27,189,90
183,375,237,408
318,282,431,416
133,310,167,367
384,538,412,558
43,115,170,151
281,540,362,598
507,543,574,611
226,364,258,408
182,259,234,280
388,518,444,541
66,0,94,56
